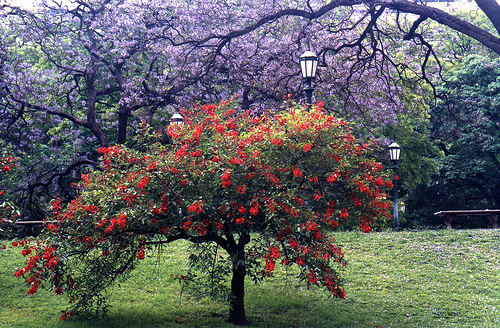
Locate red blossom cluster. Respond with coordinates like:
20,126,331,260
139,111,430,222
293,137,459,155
13,240,62,296
221,170,232,188
187,200,204,214
0,156,17,172
264,245,281,272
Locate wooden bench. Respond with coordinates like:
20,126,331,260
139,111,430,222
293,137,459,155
14,221,46,236
434,210,500,229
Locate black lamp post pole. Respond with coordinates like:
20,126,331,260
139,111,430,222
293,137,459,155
392,161,399,229
304,77,314,106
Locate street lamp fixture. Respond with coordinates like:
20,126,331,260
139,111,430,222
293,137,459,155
388,142,401,229
300,49,318,105
169,112,184,125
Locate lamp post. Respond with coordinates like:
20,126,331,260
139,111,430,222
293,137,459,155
169,112,184,125
300,48,318,105
388,142,401,229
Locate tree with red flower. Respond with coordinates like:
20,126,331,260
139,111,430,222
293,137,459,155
13,102,392,325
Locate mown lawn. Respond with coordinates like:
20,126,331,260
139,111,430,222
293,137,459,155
1,229,499,327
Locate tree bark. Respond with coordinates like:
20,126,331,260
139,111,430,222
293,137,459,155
475,0,500,35
226,233,249,326
228,247,247,326
117,107,129,145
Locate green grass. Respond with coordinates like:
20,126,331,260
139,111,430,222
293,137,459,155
1,229,500,327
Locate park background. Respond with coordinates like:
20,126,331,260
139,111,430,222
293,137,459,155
1,0,500,326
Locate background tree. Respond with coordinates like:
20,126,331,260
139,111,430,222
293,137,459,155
0,0,431,219
405,54,500,227
13,102,393,325
1,0,498,223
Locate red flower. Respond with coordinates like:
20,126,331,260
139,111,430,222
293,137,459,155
237,185,246,194
330,220,339,228
358,182,370,193
307,270,318,284
313,191,324,201
303,144,312,152
237,205,246,214
21,248,32,257
249,205,259,216
269,245,280,259
221,170,232,188
327,171,339,183
362,225,371,233
117,213,128,230
60,312,72,321
272,138,283,146
28,283,39,295
230,157,243,164
188,201,204,214
105,219,116,233
265,258,275,272
179,179,190,186
146,161,157,171
137,247,145,260
340,208,349,219
294,197,305,205
235,217,245,225
182,220,192,230
215,124,225,133
292,166,302,178
52,197,61,216
137,176,150,189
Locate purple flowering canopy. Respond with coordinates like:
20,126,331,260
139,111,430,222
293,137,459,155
0,0,499,215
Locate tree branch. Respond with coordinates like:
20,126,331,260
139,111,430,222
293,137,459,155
475,0,500,35
192,0,500,56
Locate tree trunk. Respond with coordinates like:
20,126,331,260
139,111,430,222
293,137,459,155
228,248,247,326
117,108,128,145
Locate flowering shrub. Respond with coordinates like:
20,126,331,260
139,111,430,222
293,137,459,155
13,102,392,325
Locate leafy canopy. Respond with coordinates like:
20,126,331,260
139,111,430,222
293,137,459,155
13,102,392,323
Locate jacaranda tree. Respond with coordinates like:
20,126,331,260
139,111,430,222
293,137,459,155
13,102,392,325
0,0,416,219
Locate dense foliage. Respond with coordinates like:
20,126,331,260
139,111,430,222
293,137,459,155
13,103,392,324
0,0,456,218
405,54,500,226
0,156,19,238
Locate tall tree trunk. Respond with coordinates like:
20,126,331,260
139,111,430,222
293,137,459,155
228,248,247,325
117,107,129,145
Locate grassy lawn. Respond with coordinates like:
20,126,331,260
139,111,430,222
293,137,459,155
1,229,500,327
